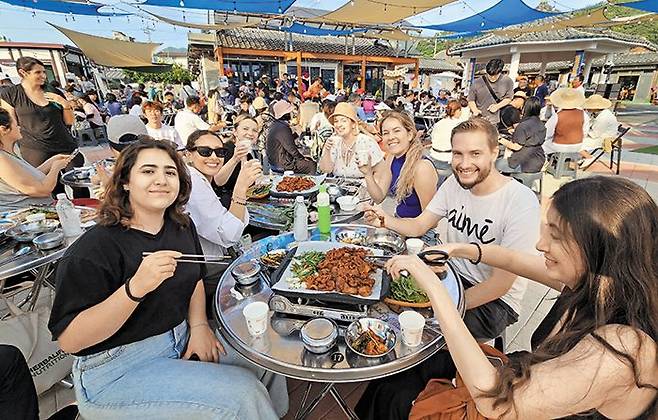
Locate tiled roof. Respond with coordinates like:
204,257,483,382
419,58,461,72
591,52,658,67
205,27,398,57
450,28,656,54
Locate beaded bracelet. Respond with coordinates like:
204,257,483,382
231,196,247,206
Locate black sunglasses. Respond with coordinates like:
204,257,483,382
189,146,228,158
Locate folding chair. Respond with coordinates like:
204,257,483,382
580,125,630,175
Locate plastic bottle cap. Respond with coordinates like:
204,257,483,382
296,196,304,203
319,185,327,193
56,193,67,200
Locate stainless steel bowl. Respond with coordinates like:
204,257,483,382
33,230,64,250
5,220,59,243
365,228,406,255
300,318,338,354
335,229,367,245
231,260,261,286
345,317,396,358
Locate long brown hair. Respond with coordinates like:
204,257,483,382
98,137,191,228
379,111,425,203
489,176,658,417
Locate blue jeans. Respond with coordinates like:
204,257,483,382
72,321,281,419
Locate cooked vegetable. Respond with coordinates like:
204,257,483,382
390,274,429,303
247,183,271,198
290,251,325,279
260,250,286,268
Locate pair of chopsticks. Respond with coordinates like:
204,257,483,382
141,252,232,265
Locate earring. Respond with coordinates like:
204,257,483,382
123,185,129,191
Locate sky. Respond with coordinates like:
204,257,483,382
0,0,604,49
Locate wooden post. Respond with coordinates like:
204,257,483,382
360,56,366,91
216,46,224,76
296,51,304,100
413,58,419,89
337,62,344,90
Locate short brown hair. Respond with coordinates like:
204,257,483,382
142,101,164,113
450,117,499,150
445,99,461,118
99,137,191,228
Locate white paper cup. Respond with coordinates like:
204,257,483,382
242,301,269,336
283,170,294,177
398,311,425,347
406,238,425,255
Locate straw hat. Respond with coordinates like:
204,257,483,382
252,96,267,111
329,102,358,124
549,88,585,110
583,94,612,110
273,100,294,119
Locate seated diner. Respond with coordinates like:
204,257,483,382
0,107,73,210
368,176,658,419
48,138,282,419
496,96,547,174
318,102,385,178
359,111,438,218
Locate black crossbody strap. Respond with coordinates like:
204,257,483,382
481,75,500,103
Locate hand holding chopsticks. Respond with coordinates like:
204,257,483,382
142,252,233,265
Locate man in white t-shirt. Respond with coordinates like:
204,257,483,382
365,117,540,339
357,117,540,419
143,100,183,148
174,96,223,146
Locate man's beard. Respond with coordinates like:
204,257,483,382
452,164,491,190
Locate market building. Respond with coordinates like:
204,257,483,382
0,41,91,84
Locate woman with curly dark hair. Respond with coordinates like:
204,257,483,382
48,138,279,419
359,176,657,419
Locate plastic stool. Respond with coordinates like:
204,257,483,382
545,152,580,179
511,171,543,196
76,128,98,146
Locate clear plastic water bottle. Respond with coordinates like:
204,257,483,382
293,196,309,242
55,193,83,238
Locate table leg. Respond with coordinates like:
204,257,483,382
329,386,360,420
294,382,333,420
17,263,51,310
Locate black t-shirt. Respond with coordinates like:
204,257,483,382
214,141,255,208
48,217,206,356
0,84,77,152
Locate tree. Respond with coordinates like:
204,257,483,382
123,63,193,85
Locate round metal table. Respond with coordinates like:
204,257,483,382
214,224,465,419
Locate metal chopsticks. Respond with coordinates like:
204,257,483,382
141,252,232,265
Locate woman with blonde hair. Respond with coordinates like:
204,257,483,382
318,102,385,178
360,111,437,218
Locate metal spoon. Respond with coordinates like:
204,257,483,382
0,246,34,267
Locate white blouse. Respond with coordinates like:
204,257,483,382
327,134,383,178
186,166,249,256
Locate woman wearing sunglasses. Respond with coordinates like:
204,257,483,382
48,138,281,419
212,114,261,208
185,129,261,259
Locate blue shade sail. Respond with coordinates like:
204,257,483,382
286,23,365,36
0,0,125,15
137,0,295,13
620,0,658,13
420,0,560,33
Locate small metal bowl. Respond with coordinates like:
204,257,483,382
259,249,287,270
300,318,338,354
33,230,64,250
365,229,406,255
345,318,396,358
5,220,59,242
335,229,367,245
231,260,262,286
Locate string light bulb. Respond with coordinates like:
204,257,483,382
350,0,354,5
481,20,485,27
179,0,184,6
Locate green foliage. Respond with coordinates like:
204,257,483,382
606,1,658,46
123,63,192,85
536,0,558,12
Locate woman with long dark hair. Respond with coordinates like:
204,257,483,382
497,96,547,173
359,176,657,419
48,138,279,419
360,111,437,218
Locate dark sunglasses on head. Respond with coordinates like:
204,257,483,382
189,146,228,158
